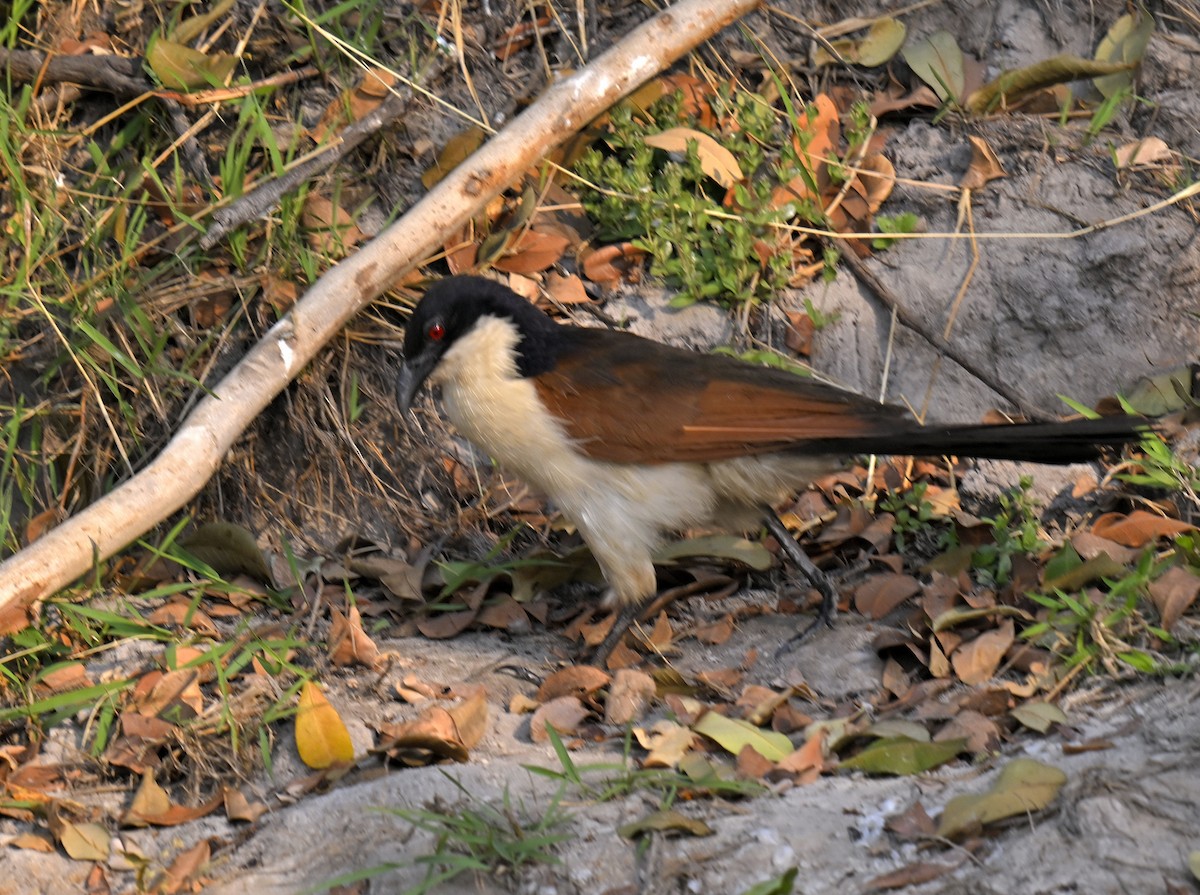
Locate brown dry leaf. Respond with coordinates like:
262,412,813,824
328,605,383,669
1114,136,1173,169
545,272,590,305
693,613,735,645
772,93,839,209
866,862,957,891
1092,510,1195,547
869,84,941,116
643,127,744,187
9,832,55,851
785,311,816,356
476,595,529,630
36,662,94,695
302,194,364,254
604,669,656,725
928,638,952,678
416,581,488,639
855,573,922,619
148,600,218,637
859,153,896,212
537,666,611,703
492,228,571,274
736,743,777,779
1070,531,1139,565
127,769,171,821
222,786,268,823
580,242,645,285
959,135,1006,190
377,706,469,764
606,639,642,670
448,689,490,749
155,839,211,895
886,801,936,840
1148,565,1200,633
935,710,999,755
951,620,1015,686
773,728,828,784
647,611,674,649
422,125,487,190
295,681,354,770
134,668,204,720
530,696,589,743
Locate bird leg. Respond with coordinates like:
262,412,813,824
761,506,838,648
589,602,640,668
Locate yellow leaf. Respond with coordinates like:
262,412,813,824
295,681,354,769
644,127,744,187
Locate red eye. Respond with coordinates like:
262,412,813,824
428,322,446,341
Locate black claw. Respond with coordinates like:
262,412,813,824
762,506,839,654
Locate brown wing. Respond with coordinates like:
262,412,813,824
532,327,919,463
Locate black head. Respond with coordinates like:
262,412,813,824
396,275,560,412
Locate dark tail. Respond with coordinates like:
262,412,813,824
800,416,1149,465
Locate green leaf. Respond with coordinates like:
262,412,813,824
618,809,715,839
739,868,799,895
937,758,1066,839
840,737,965,776
902,31,964,103
180,521,272,582
692,712,793,762
857,19,908,67
931,605,1029,633
1094,9,1155,98
146,34,238,91
1042,553,1128,591
1010,701,1067,733
654,534,772,570
966,55,1136,113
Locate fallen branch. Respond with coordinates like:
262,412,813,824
0,0,761,623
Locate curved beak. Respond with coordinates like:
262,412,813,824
396,350,438,415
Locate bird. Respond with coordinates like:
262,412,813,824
396,274,1146,663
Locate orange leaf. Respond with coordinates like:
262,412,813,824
536,666,611,703
854,573,922,619
328,604,383,669
1092,510,1195,547
492,228,571,274
950,620,1015,686
295,681,354,769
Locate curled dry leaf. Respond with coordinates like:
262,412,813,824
328,604,383,669
604,668,656,725
448,688,490,749
959,136,1005,190
1148,565,1200,633
637,720,698,768
951,620,1016,686
530,696,590,743
1092,510,1195,547
376,706,470,764
580,242,645,286
536,665,611,703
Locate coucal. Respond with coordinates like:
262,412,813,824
396,275,1144,661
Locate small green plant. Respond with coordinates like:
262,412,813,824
879,482,958,555
872,211,919,250
1118,431,1200,507
1022,549,1164,673
572,89,818,307
972,476,1042,587
384,776,571,895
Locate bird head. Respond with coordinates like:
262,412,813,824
396,276,558,413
